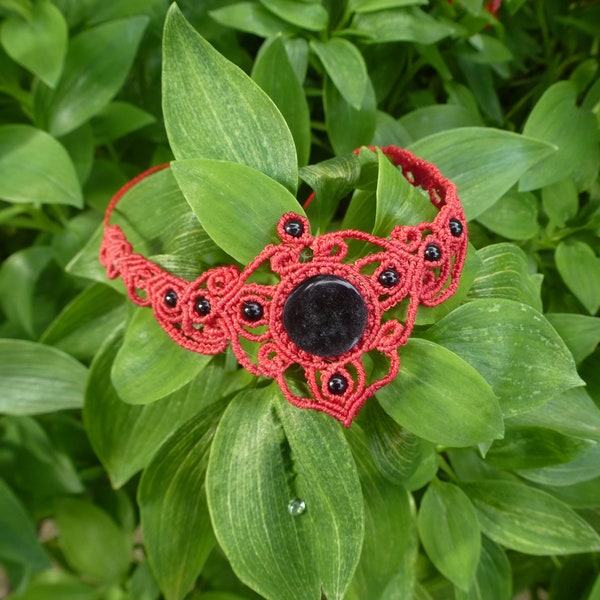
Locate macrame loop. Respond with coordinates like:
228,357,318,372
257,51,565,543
100,146,468,426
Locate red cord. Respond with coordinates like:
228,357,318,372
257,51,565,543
100,146,467,426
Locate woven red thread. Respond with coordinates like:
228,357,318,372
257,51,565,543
100,146,468,426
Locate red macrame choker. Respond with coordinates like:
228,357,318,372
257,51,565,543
100,146,468,426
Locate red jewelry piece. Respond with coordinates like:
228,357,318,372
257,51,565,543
100,146,468,426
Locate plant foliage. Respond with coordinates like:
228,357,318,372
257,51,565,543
1,0,600,599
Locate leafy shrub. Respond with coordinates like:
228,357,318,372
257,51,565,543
1,1,600,599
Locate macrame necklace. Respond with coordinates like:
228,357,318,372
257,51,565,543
100,145,468,426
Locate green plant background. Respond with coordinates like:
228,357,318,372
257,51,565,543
1,0,600,599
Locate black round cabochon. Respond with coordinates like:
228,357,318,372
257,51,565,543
282,274,368,357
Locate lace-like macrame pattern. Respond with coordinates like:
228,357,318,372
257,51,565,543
100,146,468,426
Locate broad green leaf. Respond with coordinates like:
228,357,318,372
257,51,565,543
310,39,368,109
541,178,579,227
91,101,156,145
462,480,600,555
546,313,600,364
40,283,126,361
172,158,304,264
0,477,50,570
351,7,454,43
324,75,376,155
541,474,600,509
344,426,412,599
517,443,600,487
417,479,480,590
206,386,364,600
350,0,428,13
139,403,224,600
261,0,328,30
520,81,598,191
112,308,210,405
457,60,503,124
54,497,131,584
209,2,296,37
454,537,512,600
0,245,53,337
424,299,583,416
0,339,87,415
163,5,297,193
372,111,413,147
590,572,600,600
476,189,538,240
507,387,600,442
555,241,600,314
467,243,543,311
252,36,311,167
485,426,592,470
6,571,98,600
85,332,227,488
299,152,362,233
0,0,67,87
0,124,82,207
408,128,555,220
399,104,483,143
374,147,437,236
362,399,422,485
377,338,503,447
34,16,149,137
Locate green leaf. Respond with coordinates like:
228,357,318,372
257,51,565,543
454,537,512,600
398,104,483,143
520,81,599,191
34,16,149,137
0,339,87,415
476,189,539,240
6,571,99,600
172,158,304,264
344,425,412,599
467,243,543,311
139,403,224,600
54,496,131,584
0,0,67,87
40,283,126,362
310,39,368,109
555,241,600,315
0,476,50,570
163,5,297,193
0,124,82,207
417,479,481,590
260,0,328,30
252,36,311,167
85,331,227,488
546,313,600,364
90,101,156,145
209,2,296,37
409,128,555,220
111,308,211,405
424,299,583,416
541,178,579,227
324,75,376,155
0,245,53,337
507,387,600,442
377,338,503,447
350,0,427,11
462,480,600,555
206,386,364,600
351,7,455,43
485,426,592,470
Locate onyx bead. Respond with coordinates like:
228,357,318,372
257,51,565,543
378,268,400,288
243,301,264,321
328,373,348,395
283,274,367,357
284,218,304,238
194,296,211,316
424,243,442,262
164,289,178,307
449,218,463,237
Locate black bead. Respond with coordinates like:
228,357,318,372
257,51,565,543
242,301,264,322
194,296,211,316
164,289,178,307
424,243,442,262
284,218,304,238
449,218,463,237
283,274,367,357
328,373,348,395
378,268,400,288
